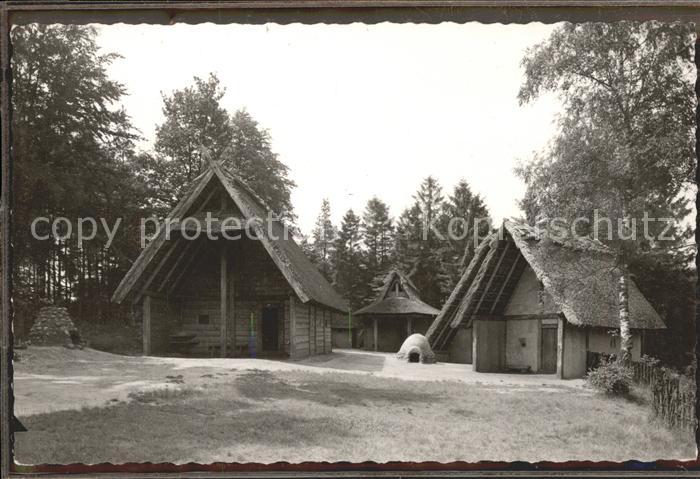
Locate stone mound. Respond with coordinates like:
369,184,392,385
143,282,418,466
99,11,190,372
396,333,436,364
28,306,80,346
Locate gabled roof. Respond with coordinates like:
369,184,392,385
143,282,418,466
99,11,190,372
112,155,348,313
353,270,440,317
427,219,665,350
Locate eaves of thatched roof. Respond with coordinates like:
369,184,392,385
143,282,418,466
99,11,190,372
504,220,664,330
353,270,440,317
112,154,348,313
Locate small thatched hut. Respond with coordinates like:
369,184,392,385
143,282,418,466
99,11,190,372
112,154,347,358
354,270,440,352
426,220,665,379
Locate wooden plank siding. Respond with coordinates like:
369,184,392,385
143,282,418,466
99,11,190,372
145,294,176,355
140,221,336,358
294,297,310,357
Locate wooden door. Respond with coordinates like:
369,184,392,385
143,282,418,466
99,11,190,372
262,306,279,351
540,326,557,373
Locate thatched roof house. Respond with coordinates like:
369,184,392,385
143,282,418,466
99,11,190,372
426,220,664,378
354,270,440,352
113,154,347,358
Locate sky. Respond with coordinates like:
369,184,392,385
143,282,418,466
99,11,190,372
95,22,562,235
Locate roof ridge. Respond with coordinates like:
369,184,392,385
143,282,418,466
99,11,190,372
504,218,614,255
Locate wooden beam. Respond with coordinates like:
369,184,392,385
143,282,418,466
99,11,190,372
472,313,561,322
143,295,152,356
322,309,326,354
557,316,565,379
229,251,236,357
139,289,167,300
289,295,296,359
168,240,205,295
194,186,218,218
204,152,312,304
472,240,511,314
152,187,218,295
133,237,182,304
220,243,228,358
112,169,213,303
472,320,479,371
488,253,520,315
505,313,560,321
313,305,317,355
308,304,312,356
373,317,378,352
157,238,196,292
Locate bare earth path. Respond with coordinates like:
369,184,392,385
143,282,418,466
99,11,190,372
13,347,582,416
12,347,695,465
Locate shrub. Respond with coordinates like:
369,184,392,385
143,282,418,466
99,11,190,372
586,355,633,396
75,319,142,355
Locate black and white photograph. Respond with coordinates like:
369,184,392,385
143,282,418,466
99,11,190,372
4,10,698,468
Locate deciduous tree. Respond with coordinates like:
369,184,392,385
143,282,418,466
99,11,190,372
517,22,695,361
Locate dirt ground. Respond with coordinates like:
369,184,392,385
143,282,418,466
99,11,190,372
13,346,583,416
12,347,695,465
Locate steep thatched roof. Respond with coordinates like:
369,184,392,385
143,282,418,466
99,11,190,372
427,219,664,350
505,220,664,329
353,270,440,317
112,156,348,313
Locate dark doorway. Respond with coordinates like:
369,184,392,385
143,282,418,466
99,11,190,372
262,306,280,351
540,326,557,373
408,351,420,363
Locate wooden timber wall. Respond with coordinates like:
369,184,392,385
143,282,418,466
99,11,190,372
290,298,333,359
144,234,333,358
143,294,175,355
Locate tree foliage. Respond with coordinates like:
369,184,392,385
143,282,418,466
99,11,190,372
224,110,296,221
333,209,369,311
147,74,232,210
362,197,394,288
517,22,694,244
311,199,336,281
144,75,295,218
395,177,448,308
11,24,147,325
517,22,695,363
441,180,492,292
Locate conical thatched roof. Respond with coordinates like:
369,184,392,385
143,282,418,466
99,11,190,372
427,219,664,350
354,270,440,317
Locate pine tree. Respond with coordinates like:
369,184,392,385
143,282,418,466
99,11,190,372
311,199,336,281
442,179,492,292
395,177,448,308
361,197,394,289
333,210,369,311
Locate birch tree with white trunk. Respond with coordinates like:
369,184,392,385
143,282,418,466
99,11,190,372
516,22,695,362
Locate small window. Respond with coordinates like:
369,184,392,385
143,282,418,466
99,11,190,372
198,314,210,325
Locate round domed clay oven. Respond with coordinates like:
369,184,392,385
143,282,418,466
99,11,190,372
396,333,435,364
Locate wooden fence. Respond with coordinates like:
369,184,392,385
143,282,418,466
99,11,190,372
631,361,696,431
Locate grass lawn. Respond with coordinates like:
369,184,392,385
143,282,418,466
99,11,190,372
14,366,695,465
